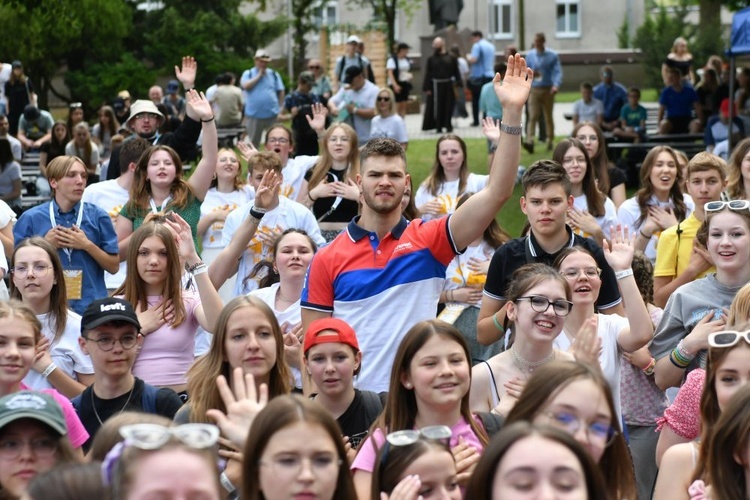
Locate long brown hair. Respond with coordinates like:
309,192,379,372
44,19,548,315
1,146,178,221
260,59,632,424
96,105,120,140
10,238,69,343
422,134,469,197
210,148,245,191
185,296,291,424
572,122,612,195
635,146,688,228
125,145,192,216
553,137,605,217
726,137,750,200
372,439,454,499
70,122,94,171
370,320,489,448
307,124,359,191
113,223,186,327
243,395,356,500
505,361,636,500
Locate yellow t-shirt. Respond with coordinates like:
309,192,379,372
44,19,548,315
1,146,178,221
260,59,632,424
653,213,714,278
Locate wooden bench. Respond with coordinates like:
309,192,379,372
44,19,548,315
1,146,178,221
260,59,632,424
19,152,50,210
564,107,661,135
216,127,245,148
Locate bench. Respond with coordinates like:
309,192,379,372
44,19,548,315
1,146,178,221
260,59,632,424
565,107,661,135
20,152,50,210
216,127,245,148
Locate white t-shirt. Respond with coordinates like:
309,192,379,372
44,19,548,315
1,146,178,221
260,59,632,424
65,142,100,174
617,193,695,263
222,197,326,296
443,241,496,307
414,173,489,222
0,64,11,103
82,179,130,289
572,194,618,241
1,135,22,161
369,115,408,143
385,56,412,85
23,311,94,391
330,81,380,141
572,98,604,123
554,313,628,423
281,155,317,200
200,188,253,249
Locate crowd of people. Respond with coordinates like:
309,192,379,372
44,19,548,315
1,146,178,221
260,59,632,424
0,34,749,500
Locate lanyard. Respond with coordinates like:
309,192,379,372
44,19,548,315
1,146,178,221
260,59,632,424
149,195,173,214
49,201,84,264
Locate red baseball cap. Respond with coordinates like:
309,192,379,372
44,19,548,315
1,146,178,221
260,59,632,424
720,98,732,117
304,318,359,354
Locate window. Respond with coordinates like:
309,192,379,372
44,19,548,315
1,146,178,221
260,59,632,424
313,2,338,28
491,0,513,40
556,0,580,38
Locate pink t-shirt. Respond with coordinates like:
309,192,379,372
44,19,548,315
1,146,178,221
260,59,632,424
131,292,201,387
19,384,89,448
655,368,705,440
351,416,485,473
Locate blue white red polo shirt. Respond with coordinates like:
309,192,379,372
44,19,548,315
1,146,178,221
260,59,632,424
301,215,459,391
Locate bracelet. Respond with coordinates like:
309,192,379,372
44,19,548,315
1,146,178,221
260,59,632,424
676,339,696,360
192,264,208,276
639,229,651,239
615,268,634,280
307,192,317,203
641,357,656,376
669,349,691,369
219,471,237,494
492,312,505,333
200,116,215,123
500,123,523,135
249,206,266,220
186,261,205,274
42,363,57,379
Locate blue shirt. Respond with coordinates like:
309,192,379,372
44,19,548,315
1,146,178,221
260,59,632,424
593,81,628,122
479,81,503,119
470,39,495,79
14,200,118,315
525,48,563,88
240,67,285,119
659,85,698,118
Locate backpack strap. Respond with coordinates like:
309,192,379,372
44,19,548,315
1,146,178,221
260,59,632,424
476,411,504,438
141,383,160,413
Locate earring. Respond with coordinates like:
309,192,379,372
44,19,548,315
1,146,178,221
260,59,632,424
404,383,412,389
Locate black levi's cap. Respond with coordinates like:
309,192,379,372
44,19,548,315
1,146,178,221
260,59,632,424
81,297,141,333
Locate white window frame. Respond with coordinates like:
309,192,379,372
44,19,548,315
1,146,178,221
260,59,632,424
555,0,581,39
312,1,338,29
489,0,514,41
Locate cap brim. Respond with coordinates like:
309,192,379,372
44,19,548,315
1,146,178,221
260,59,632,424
0,410,67,436
82,314,140,332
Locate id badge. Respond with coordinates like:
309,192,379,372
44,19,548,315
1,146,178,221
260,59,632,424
63,269,84,300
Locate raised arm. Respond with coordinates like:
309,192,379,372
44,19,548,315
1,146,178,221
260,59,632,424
449,54,531,251
185,90,217,202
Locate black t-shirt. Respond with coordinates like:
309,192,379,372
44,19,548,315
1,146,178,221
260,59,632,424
76,378,184,452
484,227,622,311
314,389,385,450
304,167,360,223
608,166,626,190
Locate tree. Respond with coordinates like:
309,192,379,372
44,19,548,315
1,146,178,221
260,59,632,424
347,0,422,50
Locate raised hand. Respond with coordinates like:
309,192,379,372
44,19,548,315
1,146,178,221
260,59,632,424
163,212,198,263
603,225,635,271
570,316,602,371
253,169,280,211
482,117,501,144
175,56,197,88
305,103,329,133
206,368,269,449
237,141,258,163
494,53,533,109
185,89,213,122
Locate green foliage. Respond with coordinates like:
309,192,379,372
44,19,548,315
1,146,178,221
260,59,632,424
64,54,154,109
344,0,422,50
617,16,630,49
633,2,695,92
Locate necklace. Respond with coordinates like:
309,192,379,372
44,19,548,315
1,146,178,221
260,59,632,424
510,346,555,375
275,287,297,304
91,381,136,426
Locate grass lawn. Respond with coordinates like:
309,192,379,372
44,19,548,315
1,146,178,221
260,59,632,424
555,88,659,103
405,137,552,237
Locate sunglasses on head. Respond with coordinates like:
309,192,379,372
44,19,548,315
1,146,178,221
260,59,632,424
708,330,750,348
379,426,451,484
70,102,83,109
119,423,219,450
705,200,750,213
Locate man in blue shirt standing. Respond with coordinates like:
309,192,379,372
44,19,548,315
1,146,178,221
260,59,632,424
466,31,496,127
240,49,285,147
593,65,628,132
14,156,119,314
524,32,562,153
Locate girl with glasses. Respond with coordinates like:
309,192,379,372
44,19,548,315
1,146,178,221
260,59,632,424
551,231,653,424
572,121,627,209
9,238,94,397
352,319,492,499
552,137,617,246
505,361,635,500
470,263,574,416
651,201,750,391
415,134,487,222
653,284,750,499
0,391,81,500
465,422,609,499
617,145,694,263
369,87,408,150
298,111,360,241
243,394,356,500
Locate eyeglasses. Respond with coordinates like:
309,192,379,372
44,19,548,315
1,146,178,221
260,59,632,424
515,296,573,316
0,436,57,460
560,267,601,280
11,264,53,278
119,423,220,450
708,330,750,348
308,65,321,69
386,425,452,446
328,136,350,144
259,455,342,478
266,137,290,145
85,334,140,351
544,411,618,447
705,200,750,212
377,96,391,102
135,113,160,121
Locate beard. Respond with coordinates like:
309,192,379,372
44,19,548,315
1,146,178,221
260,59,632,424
361,188,402,215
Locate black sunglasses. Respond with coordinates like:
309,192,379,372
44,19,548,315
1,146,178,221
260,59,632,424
377,96,391,102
